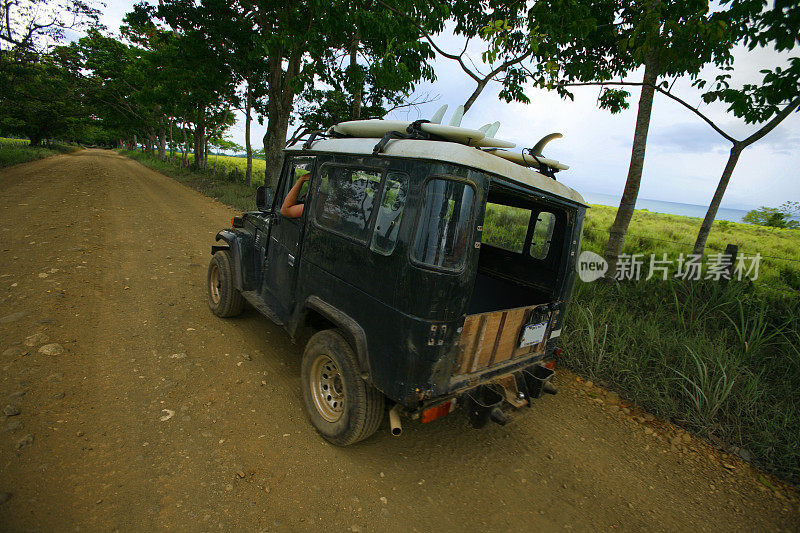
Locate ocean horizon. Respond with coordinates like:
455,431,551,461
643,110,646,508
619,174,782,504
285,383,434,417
581,192,753,223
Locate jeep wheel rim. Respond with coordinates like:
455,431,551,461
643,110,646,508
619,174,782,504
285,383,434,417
209,263,221,304
310,354,345,422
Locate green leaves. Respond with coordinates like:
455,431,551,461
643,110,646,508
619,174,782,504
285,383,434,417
743,203,800,229
598,88,632,114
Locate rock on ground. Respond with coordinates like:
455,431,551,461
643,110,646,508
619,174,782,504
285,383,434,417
38,344,64,356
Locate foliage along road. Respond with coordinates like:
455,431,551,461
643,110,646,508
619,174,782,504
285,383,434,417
0,150,797,531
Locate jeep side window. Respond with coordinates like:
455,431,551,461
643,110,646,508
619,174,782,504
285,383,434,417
280,158,314,218
370,172,408,256
313,165,382,242
411,178,475,271
529,211,556,259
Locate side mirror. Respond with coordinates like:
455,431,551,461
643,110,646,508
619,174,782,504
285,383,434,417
256,185,273,211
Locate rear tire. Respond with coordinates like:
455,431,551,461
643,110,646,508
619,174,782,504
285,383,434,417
301,329,384,445
207,250,244,317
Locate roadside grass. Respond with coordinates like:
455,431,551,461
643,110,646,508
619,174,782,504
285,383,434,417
565,204,800,484
0,137,79,168
118,148,800,484
560,278,800,484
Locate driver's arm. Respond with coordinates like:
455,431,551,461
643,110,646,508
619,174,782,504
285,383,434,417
280,174,309,218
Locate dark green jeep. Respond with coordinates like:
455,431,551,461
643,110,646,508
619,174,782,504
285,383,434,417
208,135,586,445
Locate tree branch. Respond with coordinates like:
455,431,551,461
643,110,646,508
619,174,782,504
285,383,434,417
375,0,481,83
741,95,800,147
559,81,738,143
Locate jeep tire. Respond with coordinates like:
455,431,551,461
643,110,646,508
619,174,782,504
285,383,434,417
301,329,384,445
207,250,244,317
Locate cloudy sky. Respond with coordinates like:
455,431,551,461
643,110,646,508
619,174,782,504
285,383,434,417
96,0,798,211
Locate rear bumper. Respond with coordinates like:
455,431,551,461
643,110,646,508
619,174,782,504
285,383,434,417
404,361,557,427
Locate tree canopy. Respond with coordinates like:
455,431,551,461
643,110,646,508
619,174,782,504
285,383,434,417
743,202,800,229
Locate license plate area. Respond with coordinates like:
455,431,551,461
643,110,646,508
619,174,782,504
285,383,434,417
519,322,547,348
454,302,558,376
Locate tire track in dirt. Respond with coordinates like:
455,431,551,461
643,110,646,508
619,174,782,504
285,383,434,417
1,150,797,531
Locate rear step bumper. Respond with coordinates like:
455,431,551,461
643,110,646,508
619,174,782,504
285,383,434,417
463,364,556,428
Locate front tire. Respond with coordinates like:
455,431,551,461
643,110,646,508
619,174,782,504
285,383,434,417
207,250,244,317
301,329,385,445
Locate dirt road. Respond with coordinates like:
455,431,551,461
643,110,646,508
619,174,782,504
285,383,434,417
0,150,797,531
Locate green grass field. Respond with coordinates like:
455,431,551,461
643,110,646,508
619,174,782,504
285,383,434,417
0,137,79,167
204,152,267,184
582,205,800,290
121,148,800,484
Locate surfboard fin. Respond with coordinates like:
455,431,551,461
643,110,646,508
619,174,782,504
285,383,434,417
448,105,464,127
478,123,492,134
531,133,563,156
430,105,448,124
486,121,501,138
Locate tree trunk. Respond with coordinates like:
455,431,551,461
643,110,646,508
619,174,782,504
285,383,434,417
463,79,488,114
350,31,362,120
691,96,799,255
245,84,253,187
168,121,174,162
146,129,155,155
263,116,288,191
182,127,189,167
603,51,660,277
157,124,166,161
193,107,206,170
692,144,743,255
263,52,302,190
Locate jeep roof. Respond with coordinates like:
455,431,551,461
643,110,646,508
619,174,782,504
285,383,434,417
288,138,587,207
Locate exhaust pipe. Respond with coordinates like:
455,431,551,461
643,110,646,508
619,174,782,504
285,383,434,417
388,405,402,437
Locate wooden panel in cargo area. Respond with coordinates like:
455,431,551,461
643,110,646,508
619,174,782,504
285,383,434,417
455,304,550,375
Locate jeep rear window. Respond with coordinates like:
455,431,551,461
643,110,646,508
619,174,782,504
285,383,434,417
313,165,381,242
411,178,475,271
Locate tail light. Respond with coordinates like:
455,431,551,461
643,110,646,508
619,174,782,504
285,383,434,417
421,398,456,424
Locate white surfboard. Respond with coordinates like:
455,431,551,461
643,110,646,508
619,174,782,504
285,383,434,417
420,122,484,145
473,137,516,148
448,105,465,127
488,149,569,171
331,119,486,146
473,122,512,146
531,133,563,156
331,119,411,137
430,105,448,124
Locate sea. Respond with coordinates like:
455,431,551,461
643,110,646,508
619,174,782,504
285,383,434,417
581,192,751,223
